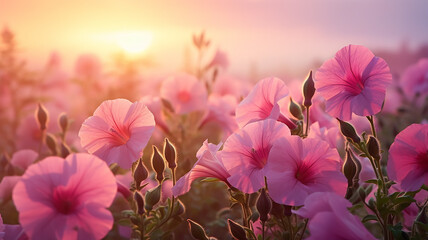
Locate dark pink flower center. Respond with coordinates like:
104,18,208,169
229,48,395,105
295,162,316,185
416,151,428,172
251,147,270,169
178,90,191,103
109,126,130,146
52,187,80,215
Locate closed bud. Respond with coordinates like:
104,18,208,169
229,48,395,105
36,103,49,131
172,199,186,217
367,136,381,161
188,219,209,240
164,138,177,169
227,219,248,240
144,184,162,211
45,133,57,155
256,188,272,222
58,113,68,133
303,71,316,107
133,191,145,215
289,98,304,120
151,146,165,184
60,142,71,158
133,157,148,189
343,149,357,187
337,119,360,143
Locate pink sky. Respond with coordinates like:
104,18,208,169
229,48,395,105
1,0,427,78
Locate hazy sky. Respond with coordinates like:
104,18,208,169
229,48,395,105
1,0,427,78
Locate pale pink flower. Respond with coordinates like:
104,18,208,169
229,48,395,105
293,192,376,240
172,140,231,196
267,136,346,206
74,54,102,79
140,96,169,135
307,122,340,150
206,49,229,70
212,75,249,100
10,150,38,171
236,77,296,129
221,119,290,193
0,176,21,203
12,153,117,240
315,45,392,120
79,99,155,169
387,123,428,191
160,74,207,114
401,58,428,100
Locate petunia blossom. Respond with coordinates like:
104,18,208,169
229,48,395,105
267,136,346,206
79,98,155,169
12,153,117,240
235,77,296,129
293,192,376,240
0,176,21,203
400,58,428,100
160,74,207,115
10,149,38,171
315,44,392,121
387,123,428,191
221,119,290,193
172,140,231,197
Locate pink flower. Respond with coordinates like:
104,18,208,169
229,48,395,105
10,149,38,171
307,122,340,150
206,49,229,70
12,153,117,240
401,58,428,99
74,54,102,79
0,214,4,239
235,77,296,129
172,140,231,196
221,119,290,193
315,45,392,120
293,192,376,240
0,176,21,203
267,136,346,206
79,99,155,169
160,74,207,114
212,75,249,100
387,123,428,191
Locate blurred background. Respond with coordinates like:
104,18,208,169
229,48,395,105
1,0,428,80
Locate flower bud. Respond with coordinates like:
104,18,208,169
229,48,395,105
188,219,209,240
58,113,68,134
133,157,148,189
164,138,177,169
60,142,71,158
302,71,315,107
45,133,57,155
227,219,248,240
256,188,272,222
172,199,186,217
133,191,145,215
367,136,381,161
289,98,304,120
342,149,362,190
35,103,49,131
337,119,360,143
144,184,162,211
151,145,165,184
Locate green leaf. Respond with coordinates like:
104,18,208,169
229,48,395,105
121,210,135,217
365,179,378,184
362,215,378,223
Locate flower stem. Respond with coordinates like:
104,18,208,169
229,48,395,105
305,106,310,136
367,115,377,138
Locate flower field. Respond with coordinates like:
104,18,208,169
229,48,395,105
1,3,428,239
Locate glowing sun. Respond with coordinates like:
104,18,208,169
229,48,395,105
115,31,153,55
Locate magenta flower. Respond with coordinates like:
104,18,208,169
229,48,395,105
235,77,296,129
79,98,155,169
387,123,428,191
172,140,231,196
10,149,38,171
267,136,346,206
401,58,428,99
293,192,376,240
315,45,392,120
0,176,21,203
160,74,207,114
221,119,290,193
12,153,117,240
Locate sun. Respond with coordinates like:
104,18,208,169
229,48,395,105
115,31,153,55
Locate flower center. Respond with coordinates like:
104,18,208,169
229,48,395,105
109,127,130,146
251,147,270,169
177,91,191,103
295,162,316,185
416,151,428,172
52,186,79,215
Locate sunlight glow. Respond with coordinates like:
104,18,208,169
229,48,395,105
115,31,153,55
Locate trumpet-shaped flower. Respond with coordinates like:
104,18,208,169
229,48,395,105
315,45,392,120
293,192,376,240
172,140,230,196
235,77,296,129
10,149,38,171
79,99,155,169
222,119,290,193
387,123,428,191
267,136,346,206
12,153,117,240
160,74,207,114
